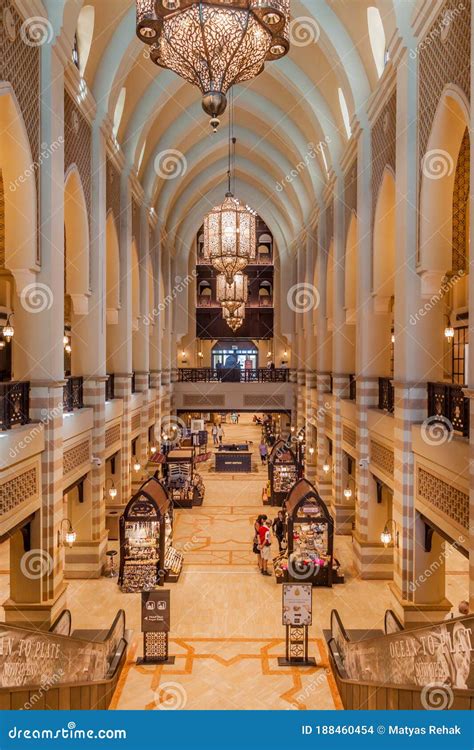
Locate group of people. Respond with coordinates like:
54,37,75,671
211,424,224,446
253,511,286,576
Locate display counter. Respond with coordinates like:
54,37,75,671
215,448,252,473
267,439,299,506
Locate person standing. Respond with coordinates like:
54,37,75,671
212,424,218,446
253,514,265,571
259,441,268,465
217,424,224,446
258,518,272,576
272,510,285,553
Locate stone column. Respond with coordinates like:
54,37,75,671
4,42,66,627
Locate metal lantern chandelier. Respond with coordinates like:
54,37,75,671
216,272,248,315
136,1,290,130
223,303,245,332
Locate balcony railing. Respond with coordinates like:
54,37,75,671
63,376,84,413
349,375,356,401
0,381,30,430
178,368,291,383
197,298,273,309
131,371,136,394
427,382,469,437
378,377,394,414
106,374,115,401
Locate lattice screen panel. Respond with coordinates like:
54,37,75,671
452,128,470,273
0,170,4,267
0,1,40,263
417,466,468,529
106,157,121,223
344,158,357,232
418,0,471,172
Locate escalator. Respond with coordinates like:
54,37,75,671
0,609,128,709
327,609,474,710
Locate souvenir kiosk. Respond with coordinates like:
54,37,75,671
267,439,299,506
165,448,205,508
273,479,335,587
118,477,183,591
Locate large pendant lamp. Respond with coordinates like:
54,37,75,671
216,272,248,315
223,302,245,332
202,101,256,283
136,1,290,130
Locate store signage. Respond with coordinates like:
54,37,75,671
302,505,322,515
282,583,312,627
141,590,171,633
334,615,474,689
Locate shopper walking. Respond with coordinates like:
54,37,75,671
258,518,273,576
211,424,218,446
217,424,224,446
272,510,285,553
253,514,267,571
259,441,268,465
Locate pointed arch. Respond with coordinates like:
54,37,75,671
106,210,120,324
373,168,396,312
64,165,90,314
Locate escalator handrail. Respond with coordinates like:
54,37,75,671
49,609,72,637
384,609,404,634
330,609,350,643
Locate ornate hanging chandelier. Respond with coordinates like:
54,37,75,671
136,1,290,130
216,272,248,314
223,303,245,332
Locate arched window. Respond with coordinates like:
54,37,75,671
367,6,386,79
76,5,95,77
113,87,126,138
338,88,352,139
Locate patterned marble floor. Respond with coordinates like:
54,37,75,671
0,416,469,710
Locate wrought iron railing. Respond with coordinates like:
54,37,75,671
63,376,84,413
131,371,136,394
427,382,469,437
349,375,356,401
378,377,394,414
106,374,115,401
178,368,291,383
0,381,30,430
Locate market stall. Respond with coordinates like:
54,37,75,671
267,439,299,506
273,478,338,587
118,477,183,591
165,448,205,508
215,442,252,473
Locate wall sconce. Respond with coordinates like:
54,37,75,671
63,335,69,346
133,458,141,473
381,518,398,548
344,476,356,500
150,445,157,454
198,350,204,359
3,314,14,342
322,457,331,474
391,333,395,344
308,446,315,457
58,518,76,548
65,343,72,354
444,316,454,341
104,478,118,500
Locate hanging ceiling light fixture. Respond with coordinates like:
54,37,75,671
223,302,245,332
202,101,256,282
216,272,248,315
136,1,290,130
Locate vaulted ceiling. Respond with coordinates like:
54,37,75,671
54,0,417,258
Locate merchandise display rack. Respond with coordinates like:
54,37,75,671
118,477,183,591
165,448,205,508
267,439,299,506
274,478,336,587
